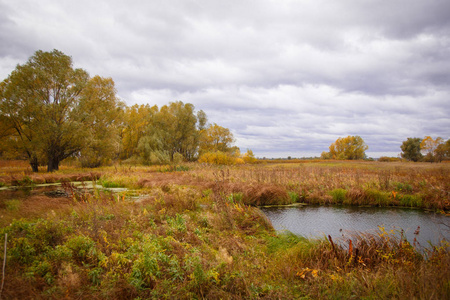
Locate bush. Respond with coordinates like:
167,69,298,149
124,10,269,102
65,235,97,263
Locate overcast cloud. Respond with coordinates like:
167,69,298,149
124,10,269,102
1,0,449,158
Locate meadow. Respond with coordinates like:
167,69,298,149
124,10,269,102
0,160,448,299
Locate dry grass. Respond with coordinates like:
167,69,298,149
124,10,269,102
1,160,448,210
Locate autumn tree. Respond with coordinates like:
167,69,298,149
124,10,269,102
76,76,125,167
243,149,257,163
199,123,235,155
400,137,423,162
420,136,445,162
120,104,157,160
0,50,90,171
0,115,15,158
137,101,207,163
326,136,368,160
435,139,450,162
0,50,125,171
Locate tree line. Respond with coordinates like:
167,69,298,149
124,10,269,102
1,50,448,170
321,135,450,162
0,50,247,172
400,136,450,162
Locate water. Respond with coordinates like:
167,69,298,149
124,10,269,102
261,205,449,247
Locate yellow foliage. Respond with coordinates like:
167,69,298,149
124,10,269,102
198,151,242,165
296,267,319,280
328,136,368,160
243,149,257,163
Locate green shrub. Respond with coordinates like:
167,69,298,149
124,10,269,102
5,219,70,264
167,214,187,233
9,236,37,264
47,245,73,263
65,235,96,262
88,267,104,285
128,235,180,290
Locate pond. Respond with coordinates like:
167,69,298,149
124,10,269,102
260,205,449,248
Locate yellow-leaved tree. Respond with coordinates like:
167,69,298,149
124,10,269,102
420,136,444,162
1,50,89,171
326,136,368,160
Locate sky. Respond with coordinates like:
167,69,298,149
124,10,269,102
1,0,449,158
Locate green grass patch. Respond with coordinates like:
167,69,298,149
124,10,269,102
329,188,347,204
288,191,300,203
364,188,391,206
393,182,413,193
98,178,123,188
399,194,423,207
266,230,306,253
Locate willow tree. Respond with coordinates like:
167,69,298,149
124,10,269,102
137,101,207,163
0,50,123,171
0,50,90,171
120,104,157,160
400,137,423,162
77,76,125,167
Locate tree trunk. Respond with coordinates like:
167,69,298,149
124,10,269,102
47,157,60,172
29,157,39,172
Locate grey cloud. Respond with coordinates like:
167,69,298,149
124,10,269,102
1,0,449,158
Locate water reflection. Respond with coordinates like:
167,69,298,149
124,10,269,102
261,205,449,247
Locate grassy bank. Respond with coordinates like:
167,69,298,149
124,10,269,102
0,180,449,299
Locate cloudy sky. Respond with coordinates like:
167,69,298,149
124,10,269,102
1,0,449,158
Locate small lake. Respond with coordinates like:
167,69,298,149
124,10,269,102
261,205,450,248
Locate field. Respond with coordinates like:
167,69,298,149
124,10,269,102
0,160,448,299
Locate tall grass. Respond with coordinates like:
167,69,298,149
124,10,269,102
1,160,448,209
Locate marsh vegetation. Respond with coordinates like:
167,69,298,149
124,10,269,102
0,160,448,299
